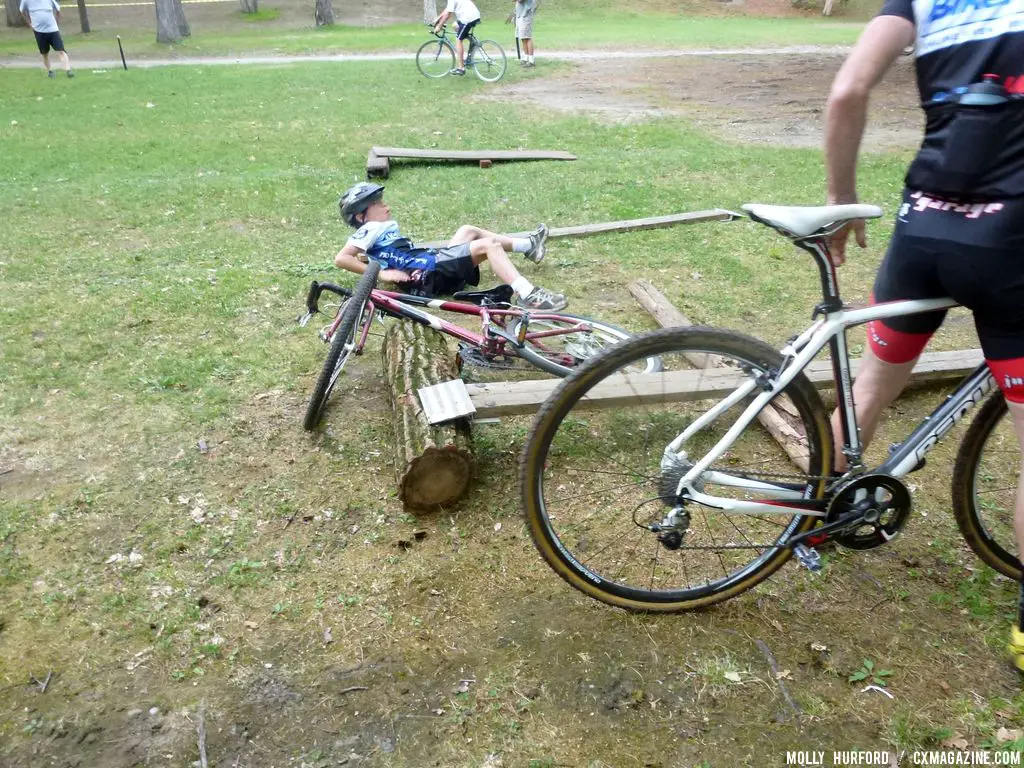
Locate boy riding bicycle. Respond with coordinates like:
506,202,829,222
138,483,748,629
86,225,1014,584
433,0,481,75
333,182,568,311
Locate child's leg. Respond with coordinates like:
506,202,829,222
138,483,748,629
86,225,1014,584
449,226,541,256
41,52,51,72
58,50,71,71
455,38,465,68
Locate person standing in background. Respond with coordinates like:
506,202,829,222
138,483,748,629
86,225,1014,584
508,0,537,67
20,0,73,79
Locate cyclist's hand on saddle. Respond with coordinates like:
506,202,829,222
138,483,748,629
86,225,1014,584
381,269,412,283
826,219,867,267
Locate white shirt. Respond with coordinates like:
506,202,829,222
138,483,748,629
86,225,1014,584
444,0,480,25
19,0,60,32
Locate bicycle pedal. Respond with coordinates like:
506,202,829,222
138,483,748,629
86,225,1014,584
793,543,823,573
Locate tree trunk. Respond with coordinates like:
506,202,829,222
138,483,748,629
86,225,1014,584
6,0,27,27
314,0,334,27
382,320,473,513
239,0,257,13
76,0,91,33
154,0,190,43
423,0,437,23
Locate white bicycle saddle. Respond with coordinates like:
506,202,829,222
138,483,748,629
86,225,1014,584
742,203,883,238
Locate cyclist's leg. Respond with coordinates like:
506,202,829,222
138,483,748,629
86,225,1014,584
465,239,565,307
448,226,546,259
830,220,946,470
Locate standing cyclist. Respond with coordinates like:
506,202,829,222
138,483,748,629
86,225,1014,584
434,0,481,76
824,0,1023,666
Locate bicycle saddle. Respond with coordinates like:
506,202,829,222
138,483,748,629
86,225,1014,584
451,284,515,306
742,203,883,239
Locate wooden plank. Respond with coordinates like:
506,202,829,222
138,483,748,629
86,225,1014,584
467,348,985,418
419,209,735,249
372,146,577,161
629,278,809,471
366,149,390,180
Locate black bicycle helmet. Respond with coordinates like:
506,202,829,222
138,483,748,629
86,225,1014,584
339,182,385,228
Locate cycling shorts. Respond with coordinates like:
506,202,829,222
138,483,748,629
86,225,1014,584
868,189,1024,401
455,19,479,41
406,242,480,297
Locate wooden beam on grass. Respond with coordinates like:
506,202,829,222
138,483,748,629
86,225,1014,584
419,209,735,249
629,278,810,471
366,149,391,179
372,146,577,162
466,349,985,419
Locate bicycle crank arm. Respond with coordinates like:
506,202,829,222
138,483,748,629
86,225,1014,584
787,509,866,549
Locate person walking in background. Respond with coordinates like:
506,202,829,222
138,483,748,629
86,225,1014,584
433,0,481,77
508,0,537,67
20,0,73,78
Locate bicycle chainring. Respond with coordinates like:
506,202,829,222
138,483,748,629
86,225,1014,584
456,342,529,372
825,474,911,550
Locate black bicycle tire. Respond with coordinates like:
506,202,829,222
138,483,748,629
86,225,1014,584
416,39,456,78
303,262,380,431
951,392,1022,580
519,326,831,612
515,313,661,376
470,39,507,82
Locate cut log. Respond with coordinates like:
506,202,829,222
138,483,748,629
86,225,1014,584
382,320,473,512
366,149,390,180
629,279,810,471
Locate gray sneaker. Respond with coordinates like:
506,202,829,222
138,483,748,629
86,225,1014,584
517,286,567,312
524,223,548,264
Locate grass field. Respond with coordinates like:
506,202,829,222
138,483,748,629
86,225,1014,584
3,12,1024,768
0,0,868,59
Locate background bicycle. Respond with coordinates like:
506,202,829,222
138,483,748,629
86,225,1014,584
299,261,660,430
416,24,507,82
519,203,1021,612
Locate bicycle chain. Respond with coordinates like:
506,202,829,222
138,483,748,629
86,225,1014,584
457,342,531,371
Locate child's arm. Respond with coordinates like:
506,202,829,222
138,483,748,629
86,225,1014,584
335,244,411,283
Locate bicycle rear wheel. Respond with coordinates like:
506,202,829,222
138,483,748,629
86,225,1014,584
519,327,831,611
470,40,506,82
516,314,661,376
416,39,456,78
952,392,1023,580
303,262,380,431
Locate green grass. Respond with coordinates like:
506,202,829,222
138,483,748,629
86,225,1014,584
0,5,865,59
1,41,1019,768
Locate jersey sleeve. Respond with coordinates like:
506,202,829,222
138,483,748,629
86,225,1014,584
345,221,383,254
877,0,913,23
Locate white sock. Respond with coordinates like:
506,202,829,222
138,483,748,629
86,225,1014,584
511,238,531,253
528,54,535,63
511,277,535,299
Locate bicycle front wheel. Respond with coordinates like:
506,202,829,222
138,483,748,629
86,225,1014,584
416,39,456,78
303,262,380,431
952,392,1023,580
517,314,661,376
519,326,832,612
470,40,506,82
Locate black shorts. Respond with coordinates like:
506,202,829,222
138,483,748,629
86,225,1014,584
34,30,65,54
407,243,480,297
872,189,1024,362
455,19,479,41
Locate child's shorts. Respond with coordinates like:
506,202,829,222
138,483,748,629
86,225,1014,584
412,243,480,297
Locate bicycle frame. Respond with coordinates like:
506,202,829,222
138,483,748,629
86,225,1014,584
667,233,996,519
317,283,593,368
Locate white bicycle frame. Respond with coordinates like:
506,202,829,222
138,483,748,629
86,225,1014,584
664,231,997,521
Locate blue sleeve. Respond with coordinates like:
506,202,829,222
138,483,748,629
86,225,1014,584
878,0,913,22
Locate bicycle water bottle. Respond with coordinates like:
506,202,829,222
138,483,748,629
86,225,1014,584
959,74,1008,105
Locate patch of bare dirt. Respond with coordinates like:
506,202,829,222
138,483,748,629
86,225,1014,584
492,52,924,150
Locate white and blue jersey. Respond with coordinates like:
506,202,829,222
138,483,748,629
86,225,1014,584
345,220,437,272
880,0,1024,197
